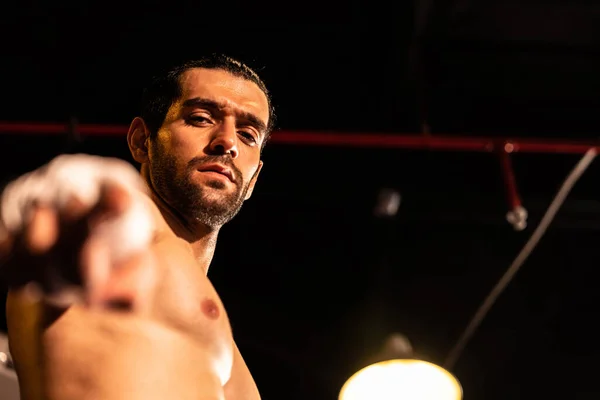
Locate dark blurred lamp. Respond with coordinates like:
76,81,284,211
374,189,401,217
339,334,462,400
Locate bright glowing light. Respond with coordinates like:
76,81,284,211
339,359,462,400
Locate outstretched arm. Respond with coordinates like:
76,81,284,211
1,154,225,400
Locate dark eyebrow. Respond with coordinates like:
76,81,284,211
181,97,268,136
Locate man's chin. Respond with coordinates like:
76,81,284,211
191,202,242,228
196,193,242,213
203,179,229,190
199,189,239,205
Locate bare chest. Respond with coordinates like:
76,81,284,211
41,239,235,392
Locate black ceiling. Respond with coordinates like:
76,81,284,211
1,1,600,399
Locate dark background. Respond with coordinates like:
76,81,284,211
1,0,600,399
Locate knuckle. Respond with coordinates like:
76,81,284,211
91,200,155,262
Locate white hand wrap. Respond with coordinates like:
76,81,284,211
0,154,154,261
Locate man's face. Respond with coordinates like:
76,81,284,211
147,68,269,228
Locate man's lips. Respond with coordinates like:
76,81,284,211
196,164,235,182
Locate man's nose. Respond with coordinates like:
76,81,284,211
208,119,239,158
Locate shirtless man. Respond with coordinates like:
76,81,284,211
0,54,273,400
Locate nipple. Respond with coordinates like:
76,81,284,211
201,298,220,320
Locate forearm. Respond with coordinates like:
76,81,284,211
6,290,44,400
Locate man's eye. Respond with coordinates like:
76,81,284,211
239,131,257,144
189,116,211,124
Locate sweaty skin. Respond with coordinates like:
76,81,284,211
5,68,268,400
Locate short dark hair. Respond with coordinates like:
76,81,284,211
140,54,275,146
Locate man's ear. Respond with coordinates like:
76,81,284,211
244,161,264,200
127,117,151,163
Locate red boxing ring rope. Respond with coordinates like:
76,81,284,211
0,120,597,230
0,121,599,154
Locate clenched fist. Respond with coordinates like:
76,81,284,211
0,154,156,310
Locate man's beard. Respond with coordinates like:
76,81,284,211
149,150,253,229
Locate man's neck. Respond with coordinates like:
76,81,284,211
147,189,219,274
